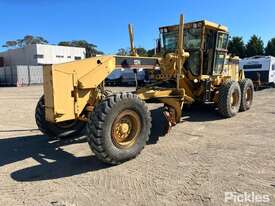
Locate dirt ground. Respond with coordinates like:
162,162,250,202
0,85,274,206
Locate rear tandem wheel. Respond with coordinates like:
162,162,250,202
217,80,241,118
239,78,254,112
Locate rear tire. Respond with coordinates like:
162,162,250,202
86,93,151,165
239,78,254,112
35,96,86,139
218,81,241,118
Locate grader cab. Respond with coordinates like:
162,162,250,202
160,20,229,78
35,15,254,165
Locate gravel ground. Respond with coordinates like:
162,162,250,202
0,85,274,206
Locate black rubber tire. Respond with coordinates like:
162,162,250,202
35,96,86,139
239,78,254,112
86,92,151,165
218,80,241,118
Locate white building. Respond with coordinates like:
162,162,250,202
0,44,86,66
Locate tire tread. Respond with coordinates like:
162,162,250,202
87,92,151,165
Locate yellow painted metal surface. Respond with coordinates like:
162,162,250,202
159,20,228,33
44,56,116,123
128,24,138,56
136,87,186,123
203,20,228,32
44,55,159,123
78,56,115,89
43,65,56,122
224,56,242,82
42,14,241,126
136,88,183,100
43,64,77,122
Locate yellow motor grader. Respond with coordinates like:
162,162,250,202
35,15,254,164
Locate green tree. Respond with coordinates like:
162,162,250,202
116,48,128,56
265,38,275,56
245,35,264,57
2,40,17,48
147,48,156,57
2,35,48,48
58,40,104,58
228,36,246,58
136,47,148,56
116,47,154,57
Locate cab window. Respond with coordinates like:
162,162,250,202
162,28,202,51
216,33,229,49
162,27,202,76
162,31,178,52
213,32,229,75
184,28,202,50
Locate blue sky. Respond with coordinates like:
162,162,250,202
0,0,275,53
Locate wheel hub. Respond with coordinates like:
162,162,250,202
111,110,141,149
115,121,131,140
246,87,252,104
231,90,239,109
120,123,130,134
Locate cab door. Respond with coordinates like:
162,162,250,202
213,32,229,75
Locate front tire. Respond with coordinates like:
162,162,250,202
218,81,241,118
239,79,254,112
35,96,86,139
87,93,151,165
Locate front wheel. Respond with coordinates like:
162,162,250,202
86,93,151,165
35,96,86,139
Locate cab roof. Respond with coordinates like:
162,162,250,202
159,20,228,32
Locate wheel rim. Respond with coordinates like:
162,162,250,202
111,110,141,149
230,89,239,110
245,86,253,106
